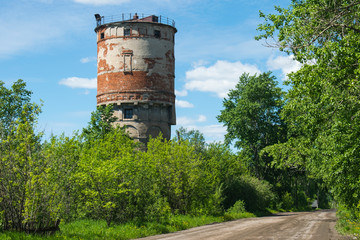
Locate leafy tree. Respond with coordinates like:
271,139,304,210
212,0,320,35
0,80,63,232
0,80,36,138
74,128,137,226
41,133,82,222
256,0,360,61
0,106,43,232
174,127,206,154
257,0,360,210
82,104,118,140
217,72,286,179
202,143,246,210
145,136,211,215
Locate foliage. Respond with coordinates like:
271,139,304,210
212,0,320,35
256,0,360,61
257,0,360,212
0,79,35,138
173,127,206,154
337,205,360,238
217,72,286,179
0,214,256,240
0,80,281,235
74,128,137,225
0,81,61,232
202,143,246,210
82,104,118,141
41,134,81,222
222,175,275,212
144,136,215,216
281,192,294,211
226,200,246,214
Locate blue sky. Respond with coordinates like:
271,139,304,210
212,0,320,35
0,0,301,143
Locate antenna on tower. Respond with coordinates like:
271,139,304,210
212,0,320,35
94,14,102,26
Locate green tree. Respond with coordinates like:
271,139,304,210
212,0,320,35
174,127,206,154
74,128,137,225
0,80,64,232
202,143,246,210
257,0,360,210
41,133,82,222
0,105,43,231
145,136,211,215
82,104,118,140
0,80,35,138
217,72,286,179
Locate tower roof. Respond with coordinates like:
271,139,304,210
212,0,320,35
94,13,175,30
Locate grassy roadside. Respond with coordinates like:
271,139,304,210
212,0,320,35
3,208,353,239
0,212,256,240
336,208,360,239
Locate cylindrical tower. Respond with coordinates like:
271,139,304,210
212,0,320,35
94,13,177,143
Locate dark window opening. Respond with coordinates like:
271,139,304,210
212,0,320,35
100,32,105,39
124,109,133,119
152,16,159,23
124,28,131,36
154,30,161,38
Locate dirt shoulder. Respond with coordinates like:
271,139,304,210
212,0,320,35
139,210,352,240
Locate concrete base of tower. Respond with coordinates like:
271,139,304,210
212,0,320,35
108,101,175,144
116,121,171,144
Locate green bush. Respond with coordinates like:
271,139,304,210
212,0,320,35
223,175,275,212
281,192,294,211
226,200,246,214
336,205,360,238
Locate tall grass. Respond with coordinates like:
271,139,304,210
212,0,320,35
336,207,360,239
0,213,255,240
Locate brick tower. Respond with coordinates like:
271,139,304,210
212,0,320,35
94,13,177,143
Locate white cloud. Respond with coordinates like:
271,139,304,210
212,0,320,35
73,0,130,5
196,124,226,140
177,115,207,126
175,100,194,108
175,89,188,97
0,20,62,58
197,115,207,122
267,55,302,80
80,57,97,63
82,89,91,95
175,124,226,143
177,117,194,126
185,60,261,98
0,3,87,58
192,60,209,68
59,77,97,89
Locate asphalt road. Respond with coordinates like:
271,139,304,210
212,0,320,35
139,210,352,240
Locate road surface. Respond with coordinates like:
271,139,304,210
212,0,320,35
140,210,352,240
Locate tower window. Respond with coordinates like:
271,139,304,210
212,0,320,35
124,109,133,119
152,16,159,23
124,28,131,36
123,54,132,73
154,30,161,38
100,32,105,39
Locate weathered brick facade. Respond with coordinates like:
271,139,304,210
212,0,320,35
95,14,177,143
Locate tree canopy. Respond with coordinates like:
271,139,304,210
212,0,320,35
257,0,360,209
217,72,286,179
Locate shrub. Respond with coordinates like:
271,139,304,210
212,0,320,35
281,192,294,210
227,200,246,214
223,175,275,212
